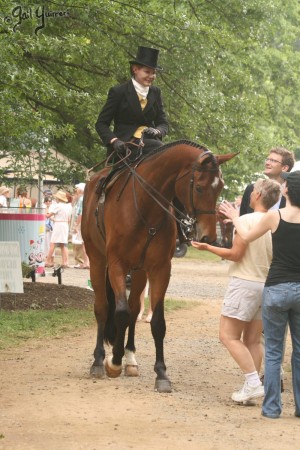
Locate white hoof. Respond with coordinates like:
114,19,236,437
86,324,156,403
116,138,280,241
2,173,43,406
125,365,139,377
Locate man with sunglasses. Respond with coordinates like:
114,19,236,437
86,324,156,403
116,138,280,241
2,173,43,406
240,147,295,216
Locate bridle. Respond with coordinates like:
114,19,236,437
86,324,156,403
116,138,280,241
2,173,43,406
177,150,220,218
116,148,220,241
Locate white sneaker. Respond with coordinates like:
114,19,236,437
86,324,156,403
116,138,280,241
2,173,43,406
231,382,264,403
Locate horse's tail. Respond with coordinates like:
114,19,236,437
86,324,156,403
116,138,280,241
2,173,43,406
103,271,116,345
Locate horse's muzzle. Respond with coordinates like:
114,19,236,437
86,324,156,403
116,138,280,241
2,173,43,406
199,235,210,243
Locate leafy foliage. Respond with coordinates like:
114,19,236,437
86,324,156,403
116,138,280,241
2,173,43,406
1,0,299,197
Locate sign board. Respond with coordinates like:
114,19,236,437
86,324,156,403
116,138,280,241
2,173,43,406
0,209,45,274
0,242,23,293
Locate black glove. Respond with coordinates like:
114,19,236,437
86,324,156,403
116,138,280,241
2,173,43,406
143,127,161,138
111,139,127,154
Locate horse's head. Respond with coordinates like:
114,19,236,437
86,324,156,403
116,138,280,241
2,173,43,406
175,150,237,244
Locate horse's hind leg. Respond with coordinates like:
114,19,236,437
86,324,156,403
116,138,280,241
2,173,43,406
89,255,107,379
125,270,147,376
91,321,106,378
149,266,172,393
104,265,131,377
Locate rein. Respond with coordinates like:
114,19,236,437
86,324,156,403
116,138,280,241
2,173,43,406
120,156,195,233
118,148,219,238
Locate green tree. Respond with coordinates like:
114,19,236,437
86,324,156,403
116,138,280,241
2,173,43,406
1,0,299,196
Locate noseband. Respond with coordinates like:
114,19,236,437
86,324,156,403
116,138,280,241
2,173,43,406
173,150,220,241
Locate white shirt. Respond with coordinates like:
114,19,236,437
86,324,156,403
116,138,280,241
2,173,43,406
0,195,7,207
228,212,272,282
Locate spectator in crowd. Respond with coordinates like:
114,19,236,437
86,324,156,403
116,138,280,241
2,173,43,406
137,280,152,323
192,178,281,403
44,196,54,266
234,195,242,212
70,188,84,267
220,171,300,419
17,186,32,208
45,190,72,268
240,147,294,216
0,186,10,207
240,147,294,390
72,183,89,269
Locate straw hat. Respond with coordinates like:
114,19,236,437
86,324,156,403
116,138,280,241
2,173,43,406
53,190,68,203
0,186,10,196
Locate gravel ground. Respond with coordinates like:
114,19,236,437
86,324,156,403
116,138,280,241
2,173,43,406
1,256,298,450
31,255,229,302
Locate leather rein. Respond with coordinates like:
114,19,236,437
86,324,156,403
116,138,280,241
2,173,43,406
118,148,219,240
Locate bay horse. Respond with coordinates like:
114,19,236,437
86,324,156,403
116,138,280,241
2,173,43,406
82,140,236,392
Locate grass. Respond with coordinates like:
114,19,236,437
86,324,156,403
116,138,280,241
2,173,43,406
0,308,94,350
0,299,197,350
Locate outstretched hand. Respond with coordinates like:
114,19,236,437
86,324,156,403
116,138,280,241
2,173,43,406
219,201,239,221
191,241,209,251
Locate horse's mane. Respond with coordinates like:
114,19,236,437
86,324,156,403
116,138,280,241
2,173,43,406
146,140,210,158
140,140,219,172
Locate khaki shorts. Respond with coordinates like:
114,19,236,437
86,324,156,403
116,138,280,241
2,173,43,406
221,277,264,321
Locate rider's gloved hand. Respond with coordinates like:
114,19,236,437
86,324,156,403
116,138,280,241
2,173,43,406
111,139,127,154
143,127,161,138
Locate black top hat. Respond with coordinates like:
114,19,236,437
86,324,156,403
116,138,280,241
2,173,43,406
129,46,162,70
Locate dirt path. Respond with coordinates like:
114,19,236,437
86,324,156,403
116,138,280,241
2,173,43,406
0,259,299,450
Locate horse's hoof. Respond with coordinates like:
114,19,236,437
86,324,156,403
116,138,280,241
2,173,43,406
125,365,139,377
155,379,172,393
104,356,122,378
90,364,105,379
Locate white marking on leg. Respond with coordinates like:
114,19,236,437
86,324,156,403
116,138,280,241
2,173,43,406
106,354,122,371
125,349,138,366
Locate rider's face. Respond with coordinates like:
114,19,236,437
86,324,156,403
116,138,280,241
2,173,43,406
132,65,156,87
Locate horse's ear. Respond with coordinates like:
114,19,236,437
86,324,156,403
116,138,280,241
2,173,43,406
215,152,238,165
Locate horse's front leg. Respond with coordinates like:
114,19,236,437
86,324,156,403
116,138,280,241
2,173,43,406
149,265,172,393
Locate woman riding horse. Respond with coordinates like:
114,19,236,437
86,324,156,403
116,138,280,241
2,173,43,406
95,46,168,158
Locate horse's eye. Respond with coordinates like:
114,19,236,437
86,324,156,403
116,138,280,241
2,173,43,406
195,186,202,193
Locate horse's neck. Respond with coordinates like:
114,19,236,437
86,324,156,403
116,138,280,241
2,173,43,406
143,145,195,187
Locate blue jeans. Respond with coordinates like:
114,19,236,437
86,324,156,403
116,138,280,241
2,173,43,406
262,283,300,418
